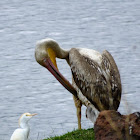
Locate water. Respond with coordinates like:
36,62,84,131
0,0,140,139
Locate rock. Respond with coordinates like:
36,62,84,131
94,110,140,140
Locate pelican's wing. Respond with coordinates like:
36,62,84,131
69,48,121,111
101,50,122,110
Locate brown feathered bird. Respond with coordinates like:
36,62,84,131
35,38,122,129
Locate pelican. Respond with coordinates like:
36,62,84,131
10,113,37,140
35,38,122,129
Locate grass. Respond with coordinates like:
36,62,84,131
43,128,94,140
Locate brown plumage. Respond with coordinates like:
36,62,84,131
69,48,121,111
35,38,122,129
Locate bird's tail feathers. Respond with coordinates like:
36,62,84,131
86,106,99,126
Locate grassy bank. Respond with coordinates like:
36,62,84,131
43,128,94,140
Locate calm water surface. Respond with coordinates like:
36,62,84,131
0,0,140,139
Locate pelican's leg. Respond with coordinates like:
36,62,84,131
73,95,82,129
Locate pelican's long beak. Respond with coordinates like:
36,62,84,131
43,58,78,97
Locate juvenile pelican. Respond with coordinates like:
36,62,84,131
10,113,37,140
35,38,122,129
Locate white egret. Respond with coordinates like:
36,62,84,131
10,113,37,140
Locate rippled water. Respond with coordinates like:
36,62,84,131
0,0,140,139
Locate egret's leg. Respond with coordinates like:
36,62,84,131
73,95,82,129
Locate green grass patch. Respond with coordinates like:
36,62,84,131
43,128,94,140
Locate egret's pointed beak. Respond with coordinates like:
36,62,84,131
43,58,77,97
31,113,37,116
26,113,37,117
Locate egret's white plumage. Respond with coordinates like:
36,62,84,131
10,113,37,140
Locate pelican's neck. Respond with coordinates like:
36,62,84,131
50,43,69,59
36,38,69,58
35,39,69,66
